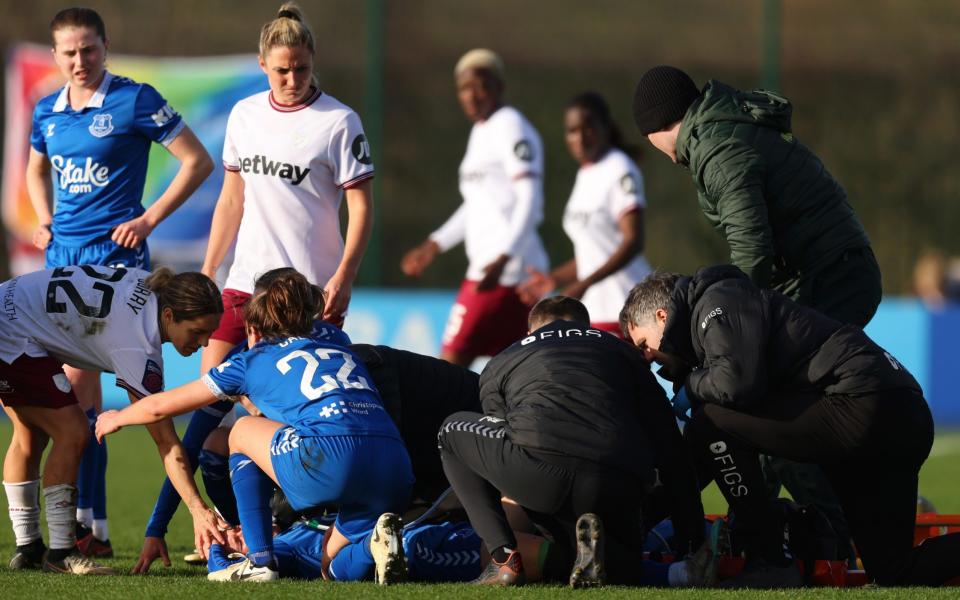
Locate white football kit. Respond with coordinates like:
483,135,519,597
0,266,164,398
430,106,548,286
222,89,374,293
563,148,652,323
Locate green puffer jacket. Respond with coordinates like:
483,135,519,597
675,80,871,291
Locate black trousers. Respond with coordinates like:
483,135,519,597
685,388,960,586
766,246,884,558
437,411,646,584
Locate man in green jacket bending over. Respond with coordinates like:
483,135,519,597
631,65,883,566
631,65,880,327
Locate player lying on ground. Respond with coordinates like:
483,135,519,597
206,514,549,583
0,266,225,575
620,265,960,587
206,486,722,586
97,270,412,583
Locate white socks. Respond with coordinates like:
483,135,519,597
4,480,41,546
76,507,93,528
43,484,78,550
77,508,108,539
92,518,109,541
5,481,85,550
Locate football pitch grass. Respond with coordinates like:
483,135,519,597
0,419,958,598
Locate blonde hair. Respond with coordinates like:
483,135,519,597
259,3,315,57
454,48,505,83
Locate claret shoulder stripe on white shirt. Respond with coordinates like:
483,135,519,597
340,171,375,189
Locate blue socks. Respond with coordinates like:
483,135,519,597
92,441,107,521
199,450,239,526
228,453,275,566
328,530,375,581
77,408,107,524
208,543,245,572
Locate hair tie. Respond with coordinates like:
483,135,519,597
278,9,298,20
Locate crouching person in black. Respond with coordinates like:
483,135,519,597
438,296,709,587
350,343,480,505
620,265,960,588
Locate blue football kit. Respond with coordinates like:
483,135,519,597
31,71,184,267
144,322,353,538
203,335,397,439
206,515,713,584
208,520,484,582
204,335,412,580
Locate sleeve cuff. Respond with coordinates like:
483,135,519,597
201,374,231,401
158,120,186,148
428,231,457,253
339,171,375,189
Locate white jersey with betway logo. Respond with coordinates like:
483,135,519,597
563,148,652,323
0,266,164,398
435,106,547,286
222,89,374,293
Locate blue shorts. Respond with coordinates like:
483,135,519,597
403,520,482,582
274,523,326,580
270,429,413,543
46,238,149,269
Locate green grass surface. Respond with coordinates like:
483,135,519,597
0,420,958,597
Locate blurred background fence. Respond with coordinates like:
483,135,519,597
1,0,957,291
1,0,959,418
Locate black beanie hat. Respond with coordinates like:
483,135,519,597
632,66,701,135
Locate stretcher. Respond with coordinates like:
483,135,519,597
651,513,960,587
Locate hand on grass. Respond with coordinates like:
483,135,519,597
131,536,170,574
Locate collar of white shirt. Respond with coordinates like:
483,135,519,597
52,70,114,113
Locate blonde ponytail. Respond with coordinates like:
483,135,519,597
259,2,315,57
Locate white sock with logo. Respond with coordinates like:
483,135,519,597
43,484,78,550
3,480,42,546
92,518,108,541
76,507,93,529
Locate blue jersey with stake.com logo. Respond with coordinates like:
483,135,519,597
202,336,400,440
30,71,184,246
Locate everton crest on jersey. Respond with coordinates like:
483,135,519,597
30,72,185,245
88,113,114,137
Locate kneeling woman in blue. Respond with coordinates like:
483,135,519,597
97,270,413,581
